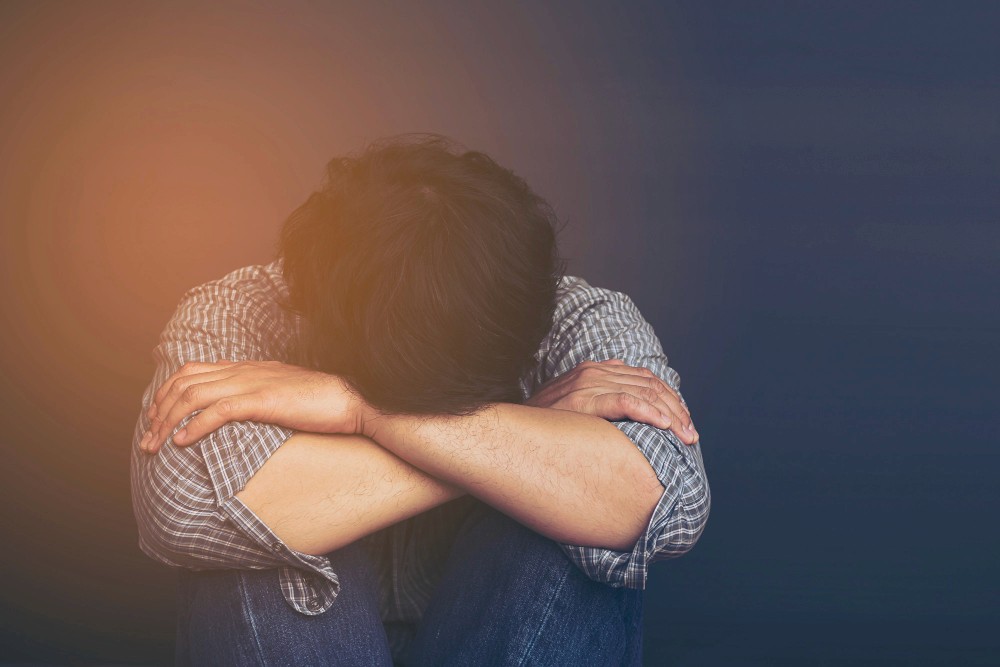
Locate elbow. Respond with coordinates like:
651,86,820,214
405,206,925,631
136,498,232,569
131,462,219,568
134,497,194,566
616,478,667,552
590,460,666,553
665,473,711,558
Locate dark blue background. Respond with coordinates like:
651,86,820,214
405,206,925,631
605,3,999,665
0,1,996,665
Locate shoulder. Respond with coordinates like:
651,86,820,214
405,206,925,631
169,259,294,328
552,274,644,332
160,259,300,357
556,273,636,305
532,273,653,371
179,259,289,304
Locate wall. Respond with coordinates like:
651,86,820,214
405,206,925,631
0,2,996,664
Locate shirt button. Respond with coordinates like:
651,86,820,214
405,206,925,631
270,542,283,552
306,598,322,612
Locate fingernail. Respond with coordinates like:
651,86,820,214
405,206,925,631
140,431,151,452
147,403,157,419
174,428,186,444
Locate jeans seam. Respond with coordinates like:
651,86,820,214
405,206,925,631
236,571,269,667
514,560,572,667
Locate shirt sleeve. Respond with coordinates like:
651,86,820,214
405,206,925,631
129,262,343,614
536,277,711,589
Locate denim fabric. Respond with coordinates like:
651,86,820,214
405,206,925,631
175,539,393,666
133,261,709,617
175,501,644,666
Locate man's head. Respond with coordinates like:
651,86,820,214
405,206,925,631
278,134,567,417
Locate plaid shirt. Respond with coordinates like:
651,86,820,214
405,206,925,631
130,260,711,628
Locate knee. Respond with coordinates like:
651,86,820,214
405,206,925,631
175,569,275,667
456,504,568,574
411,507,644,666
176,560,392,667
457,506,627,603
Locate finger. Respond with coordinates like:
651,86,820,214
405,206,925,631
634,383,697,444
594,383,698,445
594,392,675,431
599,358,626,365
589,369,692,429
162,394,262,451
578,362,695,438
620,385,697,445
150,360,238,417
625,384,696,444
530,364,587,405
147,369,244,451
155,366,241,420
149,378,248,453
658,398,698,445
630,386,697,444
599,365,690,417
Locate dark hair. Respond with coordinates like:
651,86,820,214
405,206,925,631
277,134,567,417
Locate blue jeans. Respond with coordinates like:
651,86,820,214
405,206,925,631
175,502,644,666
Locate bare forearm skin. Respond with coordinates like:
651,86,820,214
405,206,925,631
235,432,464,555
364,403,665,551
234,403,662,557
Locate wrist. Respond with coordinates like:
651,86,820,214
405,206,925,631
361,402,509,442
359,402,390,440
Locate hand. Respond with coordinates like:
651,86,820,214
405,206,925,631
139,360,375,454
524,359,699,445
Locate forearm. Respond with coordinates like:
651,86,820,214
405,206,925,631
235,431,464,556
364,403,665,551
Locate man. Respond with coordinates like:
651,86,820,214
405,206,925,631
130,135,710,666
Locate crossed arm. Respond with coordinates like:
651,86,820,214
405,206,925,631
134,268,706,574
140,356,698,555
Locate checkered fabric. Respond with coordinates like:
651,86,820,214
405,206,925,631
130,259,711,625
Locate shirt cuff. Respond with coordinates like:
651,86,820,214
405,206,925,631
218,494,342,615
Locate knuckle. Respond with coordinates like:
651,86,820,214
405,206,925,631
215,398,236,416
639,386,659,403
169,379,190,398
180,385,200,404
616,392,638,408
